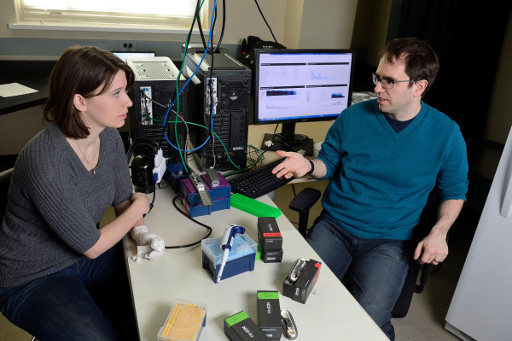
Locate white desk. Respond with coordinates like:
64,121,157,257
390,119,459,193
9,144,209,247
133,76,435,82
123,186,388,341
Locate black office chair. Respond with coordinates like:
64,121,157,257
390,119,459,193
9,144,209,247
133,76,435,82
0,168,39,341
289,186,441,318
0,168,13,219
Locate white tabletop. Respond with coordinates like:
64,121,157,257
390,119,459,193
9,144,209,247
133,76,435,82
123,186,388,341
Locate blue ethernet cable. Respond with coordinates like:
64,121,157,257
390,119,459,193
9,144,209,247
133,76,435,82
162,0,218,148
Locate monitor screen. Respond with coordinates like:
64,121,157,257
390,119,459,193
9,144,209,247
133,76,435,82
254,48,355,154
254,49,355,125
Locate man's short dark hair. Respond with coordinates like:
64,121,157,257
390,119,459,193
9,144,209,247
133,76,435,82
382,37,439,96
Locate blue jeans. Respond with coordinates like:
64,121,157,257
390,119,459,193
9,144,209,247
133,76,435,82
306,218,412,341
0,243,137,341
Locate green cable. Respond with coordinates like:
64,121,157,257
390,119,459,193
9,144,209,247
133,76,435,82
151,117,244,171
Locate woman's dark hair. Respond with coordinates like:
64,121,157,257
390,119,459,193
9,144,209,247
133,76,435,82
382,37,439,96
43,46,135,138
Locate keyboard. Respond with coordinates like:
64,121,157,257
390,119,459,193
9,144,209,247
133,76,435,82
229,158,293,198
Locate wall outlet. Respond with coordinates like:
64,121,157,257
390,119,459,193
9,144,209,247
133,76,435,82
118,41,137,51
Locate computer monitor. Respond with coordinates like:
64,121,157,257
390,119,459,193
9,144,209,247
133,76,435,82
254,48,355,155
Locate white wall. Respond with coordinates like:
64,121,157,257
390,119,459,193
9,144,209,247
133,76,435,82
284,0,358,49
223,0,288,45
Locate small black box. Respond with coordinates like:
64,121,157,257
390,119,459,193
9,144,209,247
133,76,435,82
283,259,321,304
262,248,283,263
258,217,283,251
224,311,269,341
257,291,282,340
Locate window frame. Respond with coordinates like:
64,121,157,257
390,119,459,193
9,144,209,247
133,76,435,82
9,0,210,34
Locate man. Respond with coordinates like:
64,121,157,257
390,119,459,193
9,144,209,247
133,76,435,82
272,37,468,340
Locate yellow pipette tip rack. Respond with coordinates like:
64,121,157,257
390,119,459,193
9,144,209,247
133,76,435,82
158,301,207,341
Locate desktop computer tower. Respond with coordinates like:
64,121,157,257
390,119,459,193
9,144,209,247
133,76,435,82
184,51,251,171
127,57,188,162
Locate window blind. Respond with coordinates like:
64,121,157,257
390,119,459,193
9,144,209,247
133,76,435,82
15,0,206,28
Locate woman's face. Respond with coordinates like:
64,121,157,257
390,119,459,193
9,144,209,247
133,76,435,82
79,70,133,132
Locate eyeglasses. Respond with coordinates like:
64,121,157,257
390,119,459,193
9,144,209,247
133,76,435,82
372,73,412,90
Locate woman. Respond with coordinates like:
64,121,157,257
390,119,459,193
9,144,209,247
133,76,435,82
0,46,163,340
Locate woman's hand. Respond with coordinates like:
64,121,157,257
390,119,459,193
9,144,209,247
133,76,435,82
130,225,165,260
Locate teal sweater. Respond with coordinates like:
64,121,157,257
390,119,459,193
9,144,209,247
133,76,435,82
317,99,468,240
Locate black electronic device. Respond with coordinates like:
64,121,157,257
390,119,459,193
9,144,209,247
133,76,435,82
283,258,321,304
126,136,159,194
254,49,356,155
127,56,188,162
240,35,285,73
229,158,292,198
131,154,155,193
183,43,228,55
184,51,251,171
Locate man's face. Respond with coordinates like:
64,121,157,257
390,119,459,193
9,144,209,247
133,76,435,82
374,56,423,120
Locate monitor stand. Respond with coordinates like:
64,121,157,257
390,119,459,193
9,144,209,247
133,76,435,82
260,123,314,156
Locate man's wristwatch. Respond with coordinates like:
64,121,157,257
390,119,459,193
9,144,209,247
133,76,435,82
306,159,315,175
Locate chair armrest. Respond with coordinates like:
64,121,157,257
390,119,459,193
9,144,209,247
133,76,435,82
415,263,433,294
414,231,449,293
289,187,321,236
0,168,14,219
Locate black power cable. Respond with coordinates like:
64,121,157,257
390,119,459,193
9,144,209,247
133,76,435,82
164,193,213,249
253,0,279,44
197,0,226,54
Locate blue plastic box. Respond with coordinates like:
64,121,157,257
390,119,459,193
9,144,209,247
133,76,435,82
164,162,187,193
181,172,231,217
182,196,231,218
201,234,257,283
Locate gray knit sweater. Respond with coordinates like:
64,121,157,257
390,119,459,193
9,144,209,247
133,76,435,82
0,124,133,287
